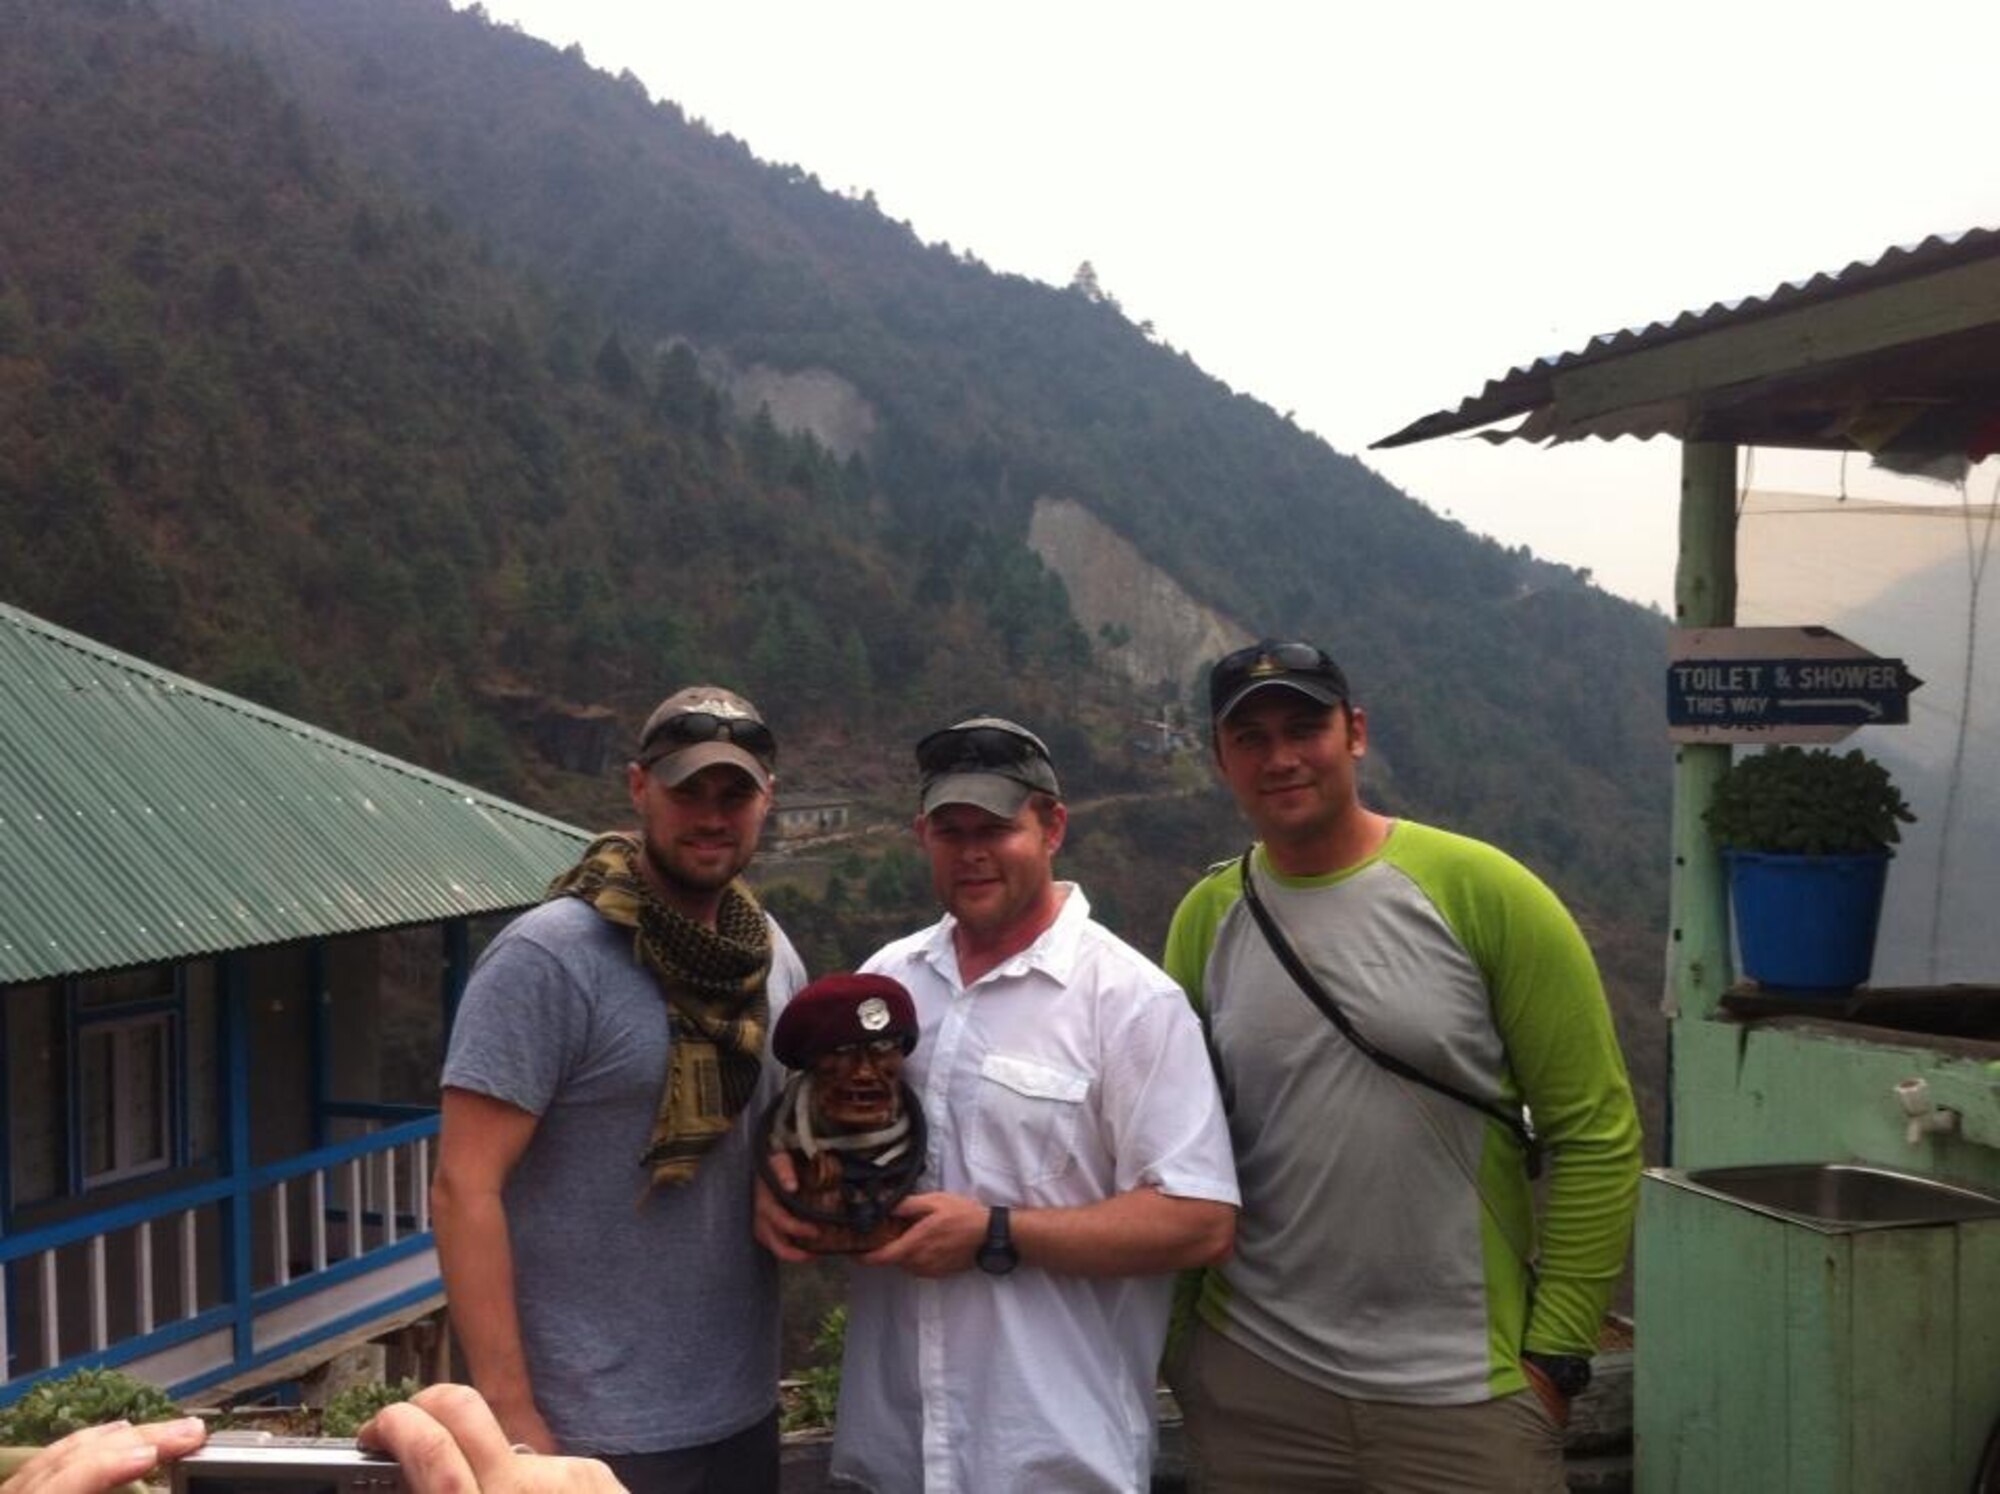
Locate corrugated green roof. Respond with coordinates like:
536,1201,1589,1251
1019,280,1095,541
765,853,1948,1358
0,602,589,984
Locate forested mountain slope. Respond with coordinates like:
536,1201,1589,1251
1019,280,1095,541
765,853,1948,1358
2,0,1669,1115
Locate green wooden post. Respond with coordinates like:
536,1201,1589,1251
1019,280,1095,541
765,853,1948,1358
1668,441,1738,1044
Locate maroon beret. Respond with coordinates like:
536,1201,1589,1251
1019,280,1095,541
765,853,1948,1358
773,973,920,1068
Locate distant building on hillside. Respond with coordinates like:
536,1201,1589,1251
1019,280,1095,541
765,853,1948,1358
772,797,853,840
0,602,586,1406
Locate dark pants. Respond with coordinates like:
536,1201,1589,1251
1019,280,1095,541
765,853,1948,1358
595,1409,780,1494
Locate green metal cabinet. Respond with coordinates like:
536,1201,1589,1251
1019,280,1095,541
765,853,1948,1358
1636,1170,2000,1491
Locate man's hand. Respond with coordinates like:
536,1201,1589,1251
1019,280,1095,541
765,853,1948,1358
859,1192,986,1277
360,1384,623,1494
753,1151,821,1262
1520,1358,1573,1429
1,1418,208,1494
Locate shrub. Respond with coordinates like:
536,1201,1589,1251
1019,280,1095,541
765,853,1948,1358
1703,746,1915,856
321,1379,420,1438
0,1368,182,1446
780,1306,845,1434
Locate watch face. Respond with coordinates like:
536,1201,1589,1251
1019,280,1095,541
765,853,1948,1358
976,1207,1018,1275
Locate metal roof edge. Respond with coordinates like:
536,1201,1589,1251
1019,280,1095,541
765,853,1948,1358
0,601,582,840
1374,225,2000,449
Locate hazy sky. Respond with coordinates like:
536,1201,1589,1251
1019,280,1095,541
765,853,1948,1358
470,0,1998,611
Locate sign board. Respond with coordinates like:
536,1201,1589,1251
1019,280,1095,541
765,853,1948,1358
1667,626,1922,744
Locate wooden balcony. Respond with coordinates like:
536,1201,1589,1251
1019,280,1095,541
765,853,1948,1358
1,1116,441,1403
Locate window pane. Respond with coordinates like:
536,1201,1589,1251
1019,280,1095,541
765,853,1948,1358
82,1029,115,1178
79,1015,173,1185
124,1022,167,1167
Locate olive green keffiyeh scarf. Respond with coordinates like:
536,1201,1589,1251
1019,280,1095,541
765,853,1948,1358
547,831,772,1190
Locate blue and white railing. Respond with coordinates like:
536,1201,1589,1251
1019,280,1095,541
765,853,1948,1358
0,1115,440,1403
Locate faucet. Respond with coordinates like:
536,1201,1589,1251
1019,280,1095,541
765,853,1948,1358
1895,1077,1961,1145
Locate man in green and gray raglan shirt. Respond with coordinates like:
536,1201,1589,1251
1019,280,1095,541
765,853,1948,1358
1163,639,1641,1494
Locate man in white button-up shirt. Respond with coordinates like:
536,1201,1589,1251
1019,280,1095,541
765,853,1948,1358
758,716,1240,1493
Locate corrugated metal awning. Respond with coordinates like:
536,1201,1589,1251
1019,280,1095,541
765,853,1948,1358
1374,227,2000,456
0,602,588,984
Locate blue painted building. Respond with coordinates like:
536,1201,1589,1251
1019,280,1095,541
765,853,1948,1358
0,602,587,1403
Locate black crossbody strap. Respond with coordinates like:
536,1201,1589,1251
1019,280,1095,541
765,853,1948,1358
1235,847,1543,1179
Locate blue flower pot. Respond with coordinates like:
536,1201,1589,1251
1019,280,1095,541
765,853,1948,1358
1725,849,1890,994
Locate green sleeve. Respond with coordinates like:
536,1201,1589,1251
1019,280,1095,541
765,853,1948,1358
1404,830,1643,1358
1162,860,1242,1015
1159,862,1242,1365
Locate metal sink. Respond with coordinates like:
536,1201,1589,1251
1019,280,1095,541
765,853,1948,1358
1669,1162,2000,1231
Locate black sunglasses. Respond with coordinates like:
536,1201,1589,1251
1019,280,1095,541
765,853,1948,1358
1211,640,1348,703
641,710,777,766
914,722,1051,777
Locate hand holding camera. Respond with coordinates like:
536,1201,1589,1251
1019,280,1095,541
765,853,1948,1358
3,1417,207,1494
2,1386,623,1494
357,1384,621,1494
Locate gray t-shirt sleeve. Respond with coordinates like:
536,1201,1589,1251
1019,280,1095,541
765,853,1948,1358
447,905,806,1113
443,917,601,1116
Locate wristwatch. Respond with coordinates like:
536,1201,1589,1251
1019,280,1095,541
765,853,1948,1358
1520,1350,1592,1397
975,1205,1019,1276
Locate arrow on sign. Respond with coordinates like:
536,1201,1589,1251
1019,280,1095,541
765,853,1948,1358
1779,697,1884,716
1667,625,1923,744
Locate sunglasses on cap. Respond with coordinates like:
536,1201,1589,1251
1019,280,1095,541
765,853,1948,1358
1210,640,1350,719
640,710,777,767
914,720,1057,784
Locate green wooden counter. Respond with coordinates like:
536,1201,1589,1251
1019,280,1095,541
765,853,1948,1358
1635,1166,2000,1491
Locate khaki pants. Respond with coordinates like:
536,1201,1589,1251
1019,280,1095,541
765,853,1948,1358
1174,1321,1567,1494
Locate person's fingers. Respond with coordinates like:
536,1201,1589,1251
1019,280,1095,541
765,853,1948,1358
859,1227,915,1267
765,1152,800,1192
404,1385,518,1486
358,1389,628,1494
11,1423,149,1494
753,1221,815,1263
752,1175,820,1260
29,1423,132,1462
135,1418,209,1462
9,1419,205,1494
358,1399,477,1494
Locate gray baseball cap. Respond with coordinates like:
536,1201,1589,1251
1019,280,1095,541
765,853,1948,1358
636,686,775,789
915,716,1061,818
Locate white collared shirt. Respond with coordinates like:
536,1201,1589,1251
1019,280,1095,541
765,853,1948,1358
830,885,1239,1494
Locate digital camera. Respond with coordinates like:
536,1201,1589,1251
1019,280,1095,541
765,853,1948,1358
170,1434,403,1494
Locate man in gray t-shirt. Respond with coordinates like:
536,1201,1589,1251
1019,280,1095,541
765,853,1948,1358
435,687,807,1494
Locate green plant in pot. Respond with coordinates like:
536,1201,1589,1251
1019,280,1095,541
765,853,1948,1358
1704,746,1916,993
